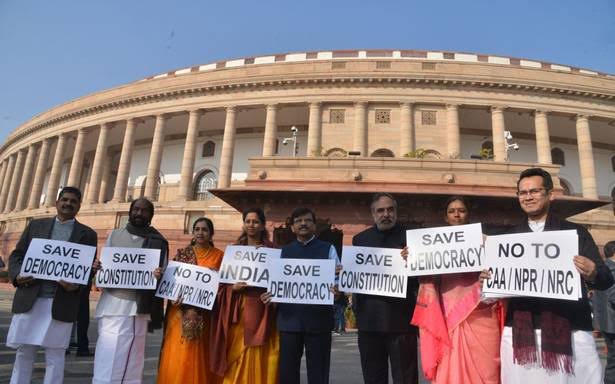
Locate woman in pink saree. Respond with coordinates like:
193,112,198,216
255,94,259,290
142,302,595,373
411,196,504,384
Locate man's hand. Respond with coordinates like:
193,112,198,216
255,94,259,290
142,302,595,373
232,282,248,292
15,274,34,287
478,269,491,285
574,255,597,283
260,292,273,305
153,267,163,280
330,284,341,299
92,259,102,274
58,280,79,292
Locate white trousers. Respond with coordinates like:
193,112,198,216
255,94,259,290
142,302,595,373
92,315,148,384
501,326,602,384
10,344,65,384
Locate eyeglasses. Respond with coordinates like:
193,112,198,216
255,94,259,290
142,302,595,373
516,188,547,197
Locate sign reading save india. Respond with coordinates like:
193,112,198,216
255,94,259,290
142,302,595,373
268,258,335,305
340,246,407,298
95,247,160,289
155,261,220,310
20,238,96,285
405,223,485,276
218,246,281,288
482,230,581,301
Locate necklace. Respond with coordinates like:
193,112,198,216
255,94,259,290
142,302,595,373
193,245,213,260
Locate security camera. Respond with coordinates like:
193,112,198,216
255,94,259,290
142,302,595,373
291,126,298,133
282,138,289,145
504,131,513,140
512,143,519,150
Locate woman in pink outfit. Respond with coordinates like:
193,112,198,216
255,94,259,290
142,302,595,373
412,196,504,384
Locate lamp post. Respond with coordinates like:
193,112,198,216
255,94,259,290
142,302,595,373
282,126,299,156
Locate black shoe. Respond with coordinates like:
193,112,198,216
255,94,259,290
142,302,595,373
76,349,94,357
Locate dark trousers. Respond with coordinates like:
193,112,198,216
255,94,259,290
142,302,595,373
76,281,91,352
279,331,332,384
358,331,418,384
604,332,615,384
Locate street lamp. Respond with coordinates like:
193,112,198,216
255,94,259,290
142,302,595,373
504,130,519,161
282,126,299,156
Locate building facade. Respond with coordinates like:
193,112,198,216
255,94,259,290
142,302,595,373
0,49,614,259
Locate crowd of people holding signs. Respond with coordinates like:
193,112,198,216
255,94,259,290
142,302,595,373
5,166,615,384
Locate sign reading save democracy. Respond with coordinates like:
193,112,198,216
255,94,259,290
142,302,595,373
340,246,407,298
96,247,160,289
155,260,220,310
482,230,581,301
405,223,485,276
20,238,96,285
268,258,335,305
218,246,281,288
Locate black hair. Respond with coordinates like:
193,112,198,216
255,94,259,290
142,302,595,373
517,167,554,191
370,192,398,210
129,197,155,216
57,186,82,202
237,207,270,245
444,195,470,214
290,207,316,223
191,217,215,246
605,241,615,258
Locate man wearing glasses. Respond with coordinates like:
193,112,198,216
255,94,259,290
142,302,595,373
500,167,613,383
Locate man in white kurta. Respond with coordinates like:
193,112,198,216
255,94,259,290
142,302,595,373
92,198,167,384
6,187,98,384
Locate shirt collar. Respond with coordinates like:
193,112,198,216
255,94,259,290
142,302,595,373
55,216,76,225
297,234,316,246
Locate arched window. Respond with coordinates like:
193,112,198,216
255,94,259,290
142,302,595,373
324,148,347,158
551,148,565,166
193,170,217,200
423,149,442,159
202,141,215,157
559,178,572,196
611,155,615,172
370,148,395,158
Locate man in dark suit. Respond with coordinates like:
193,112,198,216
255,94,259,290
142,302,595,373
6,186,98,384
352,193,418,384
591,241,615,383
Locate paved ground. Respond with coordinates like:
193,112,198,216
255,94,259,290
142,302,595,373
0,284,607,383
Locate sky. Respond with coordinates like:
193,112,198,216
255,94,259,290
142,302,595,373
0,0,614,143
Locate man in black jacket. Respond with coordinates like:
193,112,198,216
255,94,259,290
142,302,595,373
7,186,98,384
501,168,613,383
352,193,418,384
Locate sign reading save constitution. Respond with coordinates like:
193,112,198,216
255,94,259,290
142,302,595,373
155,261,220,310
20,238,96,285
482,230,581,301
96,247,160,289
405,223,484,276
219,246,281,288
340,246,407,298
268,258,335,305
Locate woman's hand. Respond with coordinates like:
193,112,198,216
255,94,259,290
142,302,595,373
260,292,273,305
478,269,491,285
92,259,102,274
153,267,163,280
400,246,408,267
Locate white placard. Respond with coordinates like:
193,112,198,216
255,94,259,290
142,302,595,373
155,261,220,310
95,247,161,289
218,246,281,288
482,230,581,301
19,238,96,285
405,223,485,276
339,246,407,298
268,258,335,305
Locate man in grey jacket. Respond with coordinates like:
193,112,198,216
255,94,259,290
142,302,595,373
592,241,615,383
7,186,98,384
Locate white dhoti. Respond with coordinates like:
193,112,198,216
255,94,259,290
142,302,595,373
501,326,603,384
6,298,72,384
92,315,149,384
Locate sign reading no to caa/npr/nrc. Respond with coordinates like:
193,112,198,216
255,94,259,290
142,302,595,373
405,223,485,276
340,246,407,298
482,230,581,301
20,238,96,285
95,247,160,289
155,261,220,310
268,258,335,305
218,246,281,288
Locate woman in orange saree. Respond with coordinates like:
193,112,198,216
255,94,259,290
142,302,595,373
210,207,279,384
412,196,504,384
157,217,224,384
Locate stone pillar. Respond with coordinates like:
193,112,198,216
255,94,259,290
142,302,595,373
67,128,87,187
399,102,414,157
5,149,26,212
0,154,16,211
144,115,167,199
262,104,278,157
112,119,137,202
87,123,110,204
534,111,552,164
575,115,598,199
491,106,506,162
98,154,112,203
217,106,237,188
15,145,38,211
306,102,322,157
353,102,368,156
0,161,7,201
446,104,460,158
29,139,51,209
178,110,201,201
45,134,69,207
